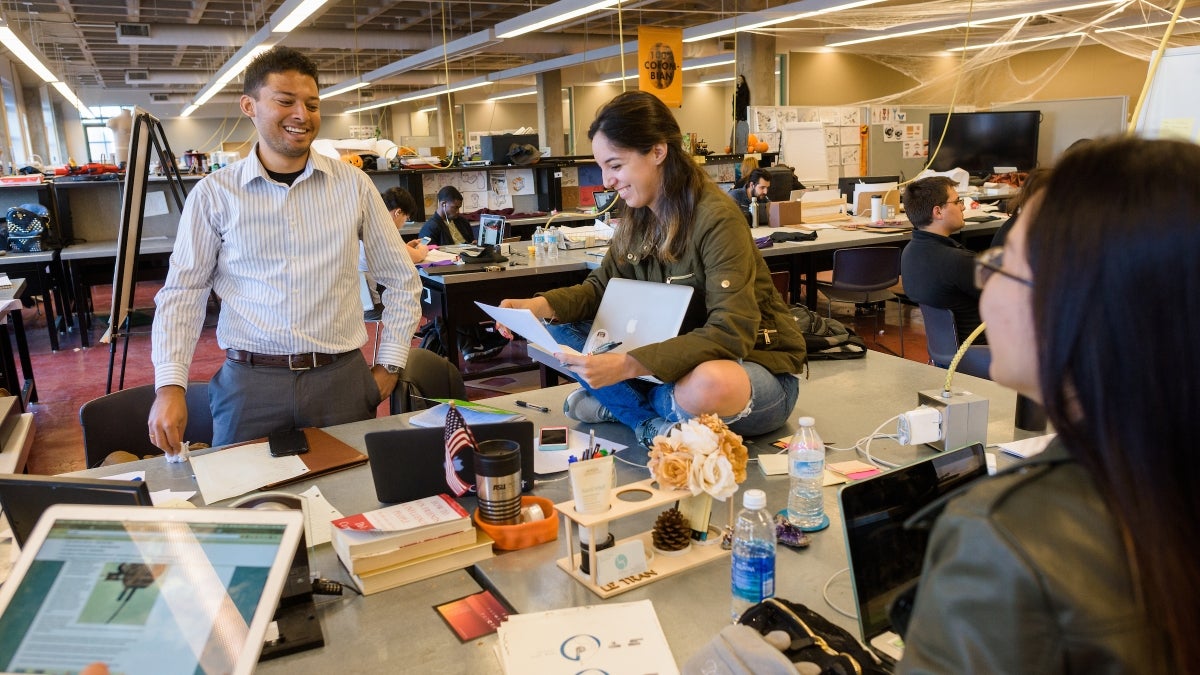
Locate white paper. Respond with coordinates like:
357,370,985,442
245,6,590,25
149,489,197,506
474,302,581,355
299,486,343,547
189,442,309,505
999,434,1056,459
100,470,146,483
534,429,627,474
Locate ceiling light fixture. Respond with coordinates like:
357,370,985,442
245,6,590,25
680,56,735,71
826,0,1123,47
343,100,393,114
320,80,370,99
0,20,94,117
181,104,199,117
600,69,636,83
699,75,737,84
417,106,438,113
398,78,490,103
192,44,272,108
684,0,886,43
949,31,1087,51
495,0,621,39
271,0,333,33
488,87,538,101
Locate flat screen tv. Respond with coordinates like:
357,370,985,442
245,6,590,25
927,111,1041,176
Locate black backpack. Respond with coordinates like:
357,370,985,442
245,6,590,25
791,304,867,359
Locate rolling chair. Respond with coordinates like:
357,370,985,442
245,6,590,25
390,347,467,415
918,304,991,379
815,247,905,356
79,382,213,468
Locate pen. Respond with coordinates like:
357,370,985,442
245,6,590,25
515,400,550,413
590,340,623,355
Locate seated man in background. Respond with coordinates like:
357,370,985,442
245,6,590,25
900,176,986,345
418,185,474,245
727,168,770,225
361,186,428,320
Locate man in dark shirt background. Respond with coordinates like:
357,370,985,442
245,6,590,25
900,176,986,345
727,168,771,225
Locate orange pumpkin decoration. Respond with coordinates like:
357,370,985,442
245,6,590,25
755,141,769,153
747,133,759,146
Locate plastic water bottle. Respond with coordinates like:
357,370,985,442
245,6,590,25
749,196,760,228
786,416,826,529
545,226,561,260
532,225,545,259
730,488,776,623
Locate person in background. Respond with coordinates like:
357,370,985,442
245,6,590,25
899,175,985,345
361,187,427,320
732,75,751,153
498,90,806,448
418,185,474,245
148,46,422,450
733,155,759,188
990,167,1049,248
727,168,771,226
898,136,1196,673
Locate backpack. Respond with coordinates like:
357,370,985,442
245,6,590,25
791,304,867,359
415,317,509,362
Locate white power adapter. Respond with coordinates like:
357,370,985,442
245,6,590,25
897,405,942,446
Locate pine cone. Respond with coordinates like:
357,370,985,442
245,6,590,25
651,508,692,551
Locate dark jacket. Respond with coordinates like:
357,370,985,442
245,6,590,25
726,185,765,226
898,439,1167,674
418,212,473,246
900,228,985,345
540,182,806,383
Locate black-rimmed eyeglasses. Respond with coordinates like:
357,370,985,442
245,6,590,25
975,247,1034,290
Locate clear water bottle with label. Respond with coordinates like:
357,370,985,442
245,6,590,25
731,488,776,623
545,226,561,260
531,225,545,259
786,416,827,529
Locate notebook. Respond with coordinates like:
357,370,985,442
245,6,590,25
581,278,694,355
0,474,153,547
364,420,536,503
838,444,988,666
0,503,304,675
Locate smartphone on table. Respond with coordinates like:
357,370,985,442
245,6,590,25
268,429,310,457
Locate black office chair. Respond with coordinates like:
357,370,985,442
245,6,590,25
389,347,467,415
79,382,213,468
918,304,991,379
816,247,905,357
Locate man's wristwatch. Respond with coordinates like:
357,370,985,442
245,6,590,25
381,364,403,377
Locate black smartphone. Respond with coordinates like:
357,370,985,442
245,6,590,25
268,429,310,457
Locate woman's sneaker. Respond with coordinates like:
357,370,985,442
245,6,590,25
563,388,617,424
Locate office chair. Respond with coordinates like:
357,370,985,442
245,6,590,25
815,247,905,357
79,382,213,468
390,347,466,415
918,304,991,379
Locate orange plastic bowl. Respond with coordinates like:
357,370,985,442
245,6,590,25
474,495,559,551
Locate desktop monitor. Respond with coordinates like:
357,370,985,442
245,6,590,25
477,214,507,246
0,474,153,547
927,111,1041,176
762,165,796,202
838,175,901,204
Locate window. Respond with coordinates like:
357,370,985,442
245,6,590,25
83,105,132,164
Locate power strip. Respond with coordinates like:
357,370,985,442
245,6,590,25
916,389,989,452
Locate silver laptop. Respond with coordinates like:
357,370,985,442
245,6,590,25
581,278,694,355
0,504,303,675
838,444,987,666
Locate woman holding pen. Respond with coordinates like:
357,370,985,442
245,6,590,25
499,91,807,449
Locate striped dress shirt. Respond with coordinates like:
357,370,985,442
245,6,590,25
152,145,423,390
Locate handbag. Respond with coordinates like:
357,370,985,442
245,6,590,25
736,598,890,674
6,203,49,252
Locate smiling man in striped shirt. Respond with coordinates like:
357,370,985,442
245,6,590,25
147,47,422,452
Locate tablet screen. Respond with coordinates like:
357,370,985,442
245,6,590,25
0,508,299,675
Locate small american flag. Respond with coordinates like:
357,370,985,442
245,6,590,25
443,403,476,496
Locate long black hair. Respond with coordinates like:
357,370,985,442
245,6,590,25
1026,136,1199,671
587,91,709,263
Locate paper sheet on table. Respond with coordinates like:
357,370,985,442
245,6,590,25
998,433,1056,459
299,485,343,546
100,470,146,483
149,489,196,505
474,302,581,355
534,429,627,474
190,442,309,505
424,248,458,263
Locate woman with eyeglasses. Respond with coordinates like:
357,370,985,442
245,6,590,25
897,136,1195,673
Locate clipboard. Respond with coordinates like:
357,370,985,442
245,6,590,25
260,428,368,490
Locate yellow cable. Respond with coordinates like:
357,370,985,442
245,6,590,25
944,321,987,394
1128,0,1186,133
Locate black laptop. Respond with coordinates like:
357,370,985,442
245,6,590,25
838,443,988,666
363,421,535,504
0,474,153,547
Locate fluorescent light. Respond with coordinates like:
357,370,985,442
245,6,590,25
495,0,621,39
1097,17,1200,32
827,0,1122,47
600,70,636,83
397,78,489,103
0,23,58,83
684,0,886,43
272,0,332,33
417,106,438,113
700,75,736,84
194,44,272,107
52,81,95,118
949,31,1086,51
488,87,537,101
681,56,735,72
344,100,394,114
181,104,199,117
320,80,370,99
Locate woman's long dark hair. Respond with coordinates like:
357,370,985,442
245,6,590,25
1027,136,1199,671
587,91,710,262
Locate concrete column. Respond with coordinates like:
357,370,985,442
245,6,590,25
736,32,777,108
536,70,565,155
436,95,453,151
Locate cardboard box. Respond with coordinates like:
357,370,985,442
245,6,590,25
768,200,804,228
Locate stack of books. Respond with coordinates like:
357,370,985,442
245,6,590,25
331,494,494,595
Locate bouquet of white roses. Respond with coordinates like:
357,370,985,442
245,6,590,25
646,414,749,501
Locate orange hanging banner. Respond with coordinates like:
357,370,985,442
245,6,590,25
638,26,683,108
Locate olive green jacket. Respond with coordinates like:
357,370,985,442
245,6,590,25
898,439,1167,674
540,182,806,383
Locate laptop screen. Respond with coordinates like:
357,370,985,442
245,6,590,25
477,214,507,246
593,190,618,214
839,444,987,643
0,504,302,675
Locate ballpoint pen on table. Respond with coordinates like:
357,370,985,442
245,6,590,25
515,400,550,413
590,340,623,355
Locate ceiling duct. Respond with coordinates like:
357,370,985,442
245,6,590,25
150,93,170,102
125,70,150,84
116,23,151,41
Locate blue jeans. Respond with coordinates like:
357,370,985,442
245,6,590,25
547,322,800,441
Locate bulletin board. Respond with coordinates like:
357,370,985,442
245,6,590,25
749,106,865,185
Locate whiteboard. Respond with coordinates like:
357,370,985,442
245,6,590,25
994,96,1127,165
1134,45,1200,142
780,122,828,185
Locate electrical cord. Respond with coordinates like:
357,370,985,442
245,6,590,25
822,567,857,619
778,415,902,469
